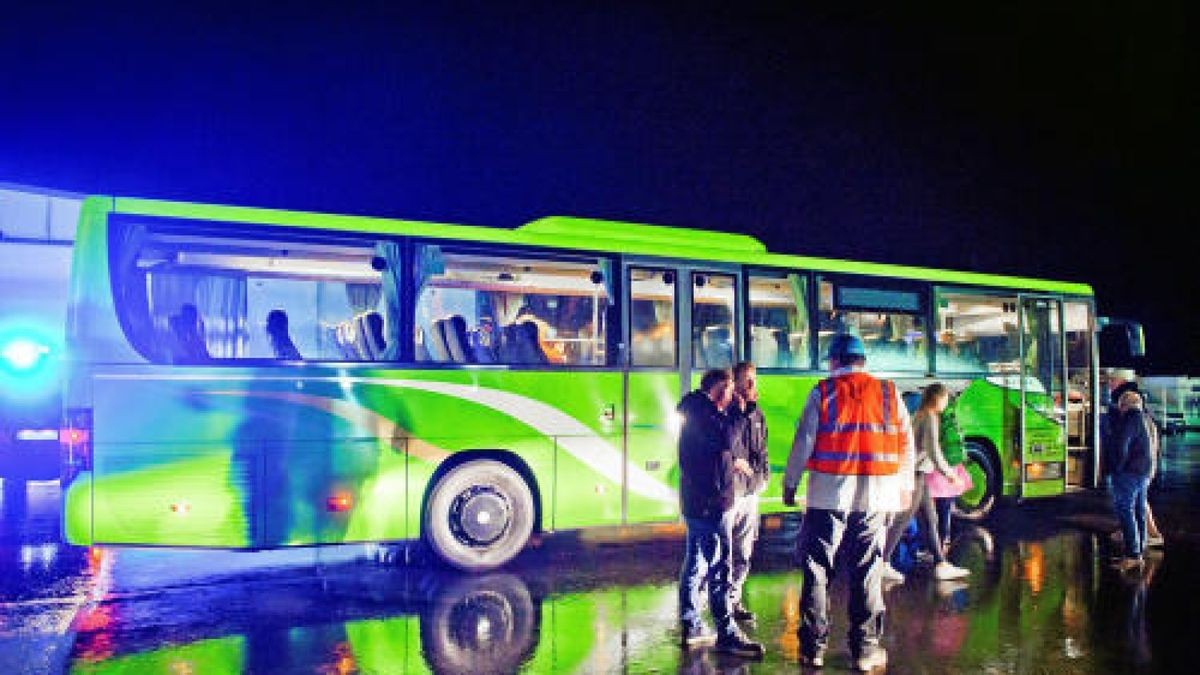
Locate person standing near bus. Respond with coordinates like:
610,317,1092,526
676,368,764,658
880,383,970,583
1104,369,1165,548
783,333,914,672
727,361,770,623
1106,390,1157,572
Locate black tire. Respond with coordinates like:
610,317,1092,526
954,441,999,521
421,573,537,674
424,459,535,572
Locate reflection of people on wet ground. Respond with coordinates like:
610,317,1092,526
1122,548,1162,667
782,333,914,671
1103,369,1166,549
727,361,770,623
676,368,764,658
1106,390,1158,572
266,309,303,360
881,383,970,583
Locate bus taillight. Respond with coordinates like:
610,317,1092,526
60,407,93,482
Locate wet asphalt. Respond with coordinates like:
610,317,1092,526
2,433,1197,674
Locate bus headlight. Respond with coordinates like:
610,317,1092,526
1024,461,1064,481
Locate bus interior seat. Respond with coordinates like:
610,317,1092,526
267,309,302,360
470,328,497,363
168,311,211,364
444,315,476,363
336,320,365,360
362,311,387,359
350,314,372,360
427,318,453,362
700,326,733,368
509,320,548,364
414,326,431,362
750,326,780,368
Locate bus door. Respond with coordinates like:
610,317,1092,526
1018,296,1068,498
621,263,739,525
1063,300,1096,488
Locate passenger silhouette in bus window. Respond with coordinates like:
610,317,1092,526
169,303,211,364
266,309,302,361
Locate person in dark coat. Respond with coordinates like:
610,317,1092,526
1102,369,1165,548
727,361,770,622
676,368,763,658
1106,390,1157,572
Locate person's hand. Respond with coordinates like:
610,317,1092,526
783,485,797,507
733,458,753,477
898,489,912,511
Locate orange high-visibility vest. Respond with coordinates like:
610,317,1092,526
807,371,904,476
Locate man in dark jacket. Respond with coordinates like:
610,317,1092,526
1107,390,1157,571
677,368,763,658
1102,369,1165,548
727,361,770,622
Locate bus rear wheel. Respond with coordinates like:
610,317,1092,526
424,459,535,572
954,441,998,521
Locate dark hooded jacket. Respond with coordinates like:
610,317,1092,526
677,390,736,519
729,401,769,496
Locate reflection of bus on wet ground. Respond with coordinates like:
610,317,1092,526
62,195,1144,571
62,521,1164,673
0,185,80,491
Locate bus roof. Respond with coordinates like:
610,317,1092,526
102,195,1093,296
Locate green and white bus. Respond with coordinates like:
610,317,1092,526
61,196,1119,570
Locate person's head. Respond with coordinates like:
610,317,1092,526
266,309,289,336
1118,389,1144,413
179,303,200,324
700,368,735,411
733,361,758,403
827,333,866,371
919,382,950,413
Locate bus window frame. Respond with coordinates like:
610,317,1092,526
815,272,933,377
407,238,621,371
108,213,406,367
931,284,1026,378
741,266,817,373
624,260,681,371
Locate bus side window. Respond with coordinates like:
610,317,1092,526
629,267,676,368
412,245,612,368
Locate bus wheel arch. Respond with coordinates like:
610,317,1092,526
954,438,1000,521
422,451,542,572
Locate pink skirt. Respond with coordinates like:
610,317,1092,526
925,464,974,499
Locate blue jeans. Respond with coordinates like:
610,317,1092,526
679,512,737,637
1111,473,1151,559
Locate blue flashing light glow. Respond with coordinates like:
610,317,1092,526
0,324,61,402
2,338,50,371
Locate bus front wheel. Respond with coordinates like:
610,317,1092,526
954,441,998,521
424,459,535,572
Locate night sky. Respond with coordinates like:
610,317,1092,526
2,3,1194,373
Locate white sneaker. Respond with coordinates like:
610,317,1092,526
881,563,905,583
934,561,971,580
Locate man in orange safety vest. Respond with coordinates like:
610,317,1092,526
782,333,914,672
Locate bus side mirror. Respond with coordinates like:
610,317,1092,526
1097,317,1145,359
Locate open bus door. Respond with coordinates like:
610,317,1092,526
1018,296,1068,499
